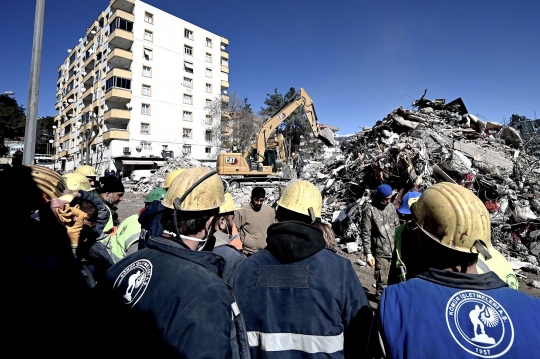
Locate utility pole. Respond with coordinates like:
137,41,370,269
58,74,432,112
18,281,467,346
23,0,46,165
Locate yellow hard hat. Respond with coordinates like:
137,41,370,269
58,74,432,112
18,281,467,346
162,167,225,211
411,182,491,253
28,165,68,202
219,193,237,214
163,168,186,189
74,165,97,178
476,246,519,290
63,172,93,192
277,180,322,220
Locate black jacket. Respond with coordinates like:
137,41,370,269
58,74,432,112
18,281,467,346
96,236,250,358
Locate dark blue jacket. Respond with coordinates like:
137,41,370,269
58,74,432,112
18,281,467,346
370,269,540,358
231,221,372,359
138,199,166,249
97,236,250,358
214,243,245,284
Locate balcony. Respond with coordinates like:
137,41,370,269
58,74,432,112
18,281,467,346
105,88,131,103
221,65,229,74
82,103,93,114
221,37,229,47
55,101,62,110
61,133,71,143
81,87,93,102
106,68,132,81
86,21,98,38
221,50,229,60
221,94,229,103
103,129,130,141
221,80,229,90
64,101,75,114
110,0,135,13
83,69,94,85
58,150,67,158
104,108,130,126
108,29,134,50
109,9,135,24
83,53,95,69
107,48,132,69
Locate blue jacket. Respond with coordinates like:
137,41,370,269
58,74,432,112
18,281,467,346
138,199,166,249
232,221,372,359
96,236,250,358
370,269,540,358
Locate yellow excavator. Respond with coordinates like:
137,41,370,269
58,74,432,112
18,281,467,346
216,88,334,185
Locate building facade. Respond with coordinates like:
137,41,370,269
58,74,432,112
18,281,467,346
53,0,229,175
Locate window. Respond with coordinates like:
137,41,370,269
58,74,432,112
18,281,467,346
183,77,192,88
66,80,75,92
162,145,168,150
184,61,194,74
205,131,212,142
183,128,192,138
205,147,211,154
142,65,152,77
144,48,153,60
205,53,212,62
205,83,212,93
183,111,192,121
221,57,228,67
184,45,193,56
205,115,212,125
110,17,134,33
183,145,191,154
183,94,192,105
144,29,153,42
142,84,151,96
144,12,153,24
205,99,212,108
206,38,212,47
205,68,212,77
105,76,131,92
141,103,151,115
184,29,193,40
142,142,152,150
141,123,150,134
69,52,76,65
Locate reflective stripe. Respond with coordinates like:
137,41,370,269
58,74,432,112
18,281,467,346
247,331,344,354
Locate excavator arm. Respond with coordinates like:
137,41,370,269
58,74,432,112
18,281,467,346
250,88,334,164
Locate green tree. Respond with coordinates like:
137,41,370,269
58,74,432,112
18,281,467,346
0,94,26,155
36,116,56,154
259,87,312,156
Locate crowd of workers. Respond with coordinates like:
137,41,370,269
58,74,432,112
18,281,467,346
3,163,539,358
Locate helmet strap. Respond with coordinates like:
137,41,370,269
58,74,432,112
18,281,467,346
473,240,492,260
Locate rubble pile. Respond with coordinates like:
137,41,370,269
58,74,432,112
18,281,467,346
302,94,540,266
129,157,205,195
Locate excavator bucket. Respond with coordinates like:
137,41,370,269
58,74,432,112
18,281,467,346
318,127,335,146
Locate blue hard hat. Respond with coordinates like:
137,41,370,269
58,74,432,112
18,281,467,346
398,191,422,215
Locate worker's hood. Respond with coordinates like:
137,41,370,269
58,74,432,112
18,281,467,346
266,221,326,264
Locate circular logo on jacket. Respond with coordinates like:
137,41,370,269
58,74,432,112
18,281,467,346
446,290,513,358
113,259,153,307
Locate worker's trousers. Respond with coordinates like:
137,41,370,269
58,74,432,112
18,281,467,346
374,256,391,301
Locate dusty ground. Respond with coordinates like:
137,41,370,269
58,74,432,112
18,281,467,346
117,191,540,304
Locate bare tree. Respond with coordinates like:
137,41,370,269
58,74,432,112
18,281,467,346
208,92,260,154
79,112,103,165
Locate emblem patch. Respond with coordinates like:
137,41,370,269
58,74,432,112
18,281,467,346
113,259,153,307
446,290,514,358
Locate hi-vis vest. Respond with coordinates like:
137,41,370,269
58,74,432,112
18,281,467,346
380,275,540,359
101,214,141,262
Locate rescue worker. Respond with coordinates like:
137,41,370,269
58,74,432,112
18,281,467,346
234,186,275,257
103,188,164,263
389,192,520,289
213,193,245,284
232,180,373,358
360,184,400,301
74,165,99,189
97,177,124,226
97,167,250,358
367,183,540,358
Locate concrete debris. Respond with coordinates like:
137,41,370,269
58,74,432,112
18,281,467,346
528,280,540,289
300,92,539,262
345,242,359,254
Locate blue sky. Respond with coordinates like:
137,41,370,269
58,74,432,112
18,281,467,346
1,0,538,134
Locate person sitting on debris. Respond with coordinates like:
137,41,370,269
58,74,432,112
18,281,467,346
366,183,540,358
360,183,400,302
232,180,373,358
234,186,275,257
96,167,250,358
213,193,245,284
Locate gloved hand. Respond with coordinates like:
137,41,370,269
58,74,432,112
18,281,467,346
367,253,375,268
66,205,88,246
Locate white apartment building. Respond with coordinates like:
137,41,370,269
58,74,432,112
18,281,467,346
53,0,229,175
